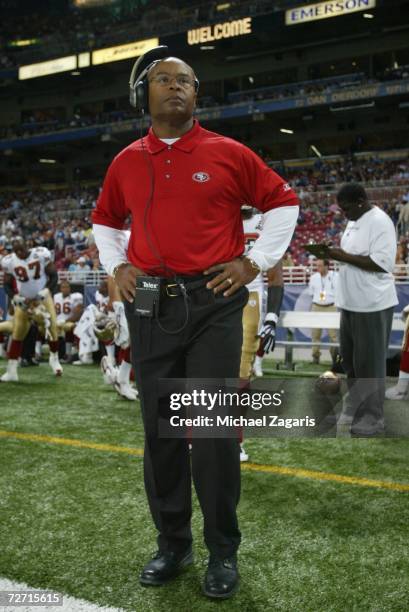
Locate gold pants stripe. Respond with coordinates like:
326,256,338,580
240,291,260,379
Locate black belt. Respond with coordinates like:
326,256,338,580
313,303,335,307
161,273,215,298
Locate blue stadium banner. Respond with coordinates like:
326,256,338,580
196,79,409,121
286,0,376,26
1,77,408,150
0,283,407,347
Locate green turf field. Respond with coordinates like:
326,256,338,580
1,361,409,611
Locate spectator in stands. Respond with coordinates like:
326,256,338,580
398,197,409,236
54,230,65,257
71,225,87,251
68,255,91,283
91,258,103,271
325,221,339,240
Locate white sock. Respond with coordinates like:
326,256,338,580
395,374,409,393
66,342,72,356
118,360,131,385
399,370,409,380
105,344,116,363
8,359,18,373
35,341,42,355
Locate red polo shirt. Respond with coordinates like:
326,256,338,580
92,120,298,275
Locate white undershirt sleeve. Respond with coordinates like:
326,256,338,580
247,206,299,271
93,223,130,276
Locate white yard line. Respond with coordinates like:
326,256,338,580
0,578,124,612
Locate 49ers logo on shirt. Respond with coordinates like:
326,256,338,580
192,172,210,183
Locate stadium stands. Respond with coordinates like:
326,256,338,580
1,155,408,273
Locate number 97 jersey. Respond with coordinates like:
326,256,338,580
1,247,51,299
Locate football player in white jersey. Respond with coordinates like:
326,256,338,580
54,280,84,360
99,276,138,401
95,280,110,312
240,207,284,380
0,238,62,381
73,280,114,365
239,207,284,461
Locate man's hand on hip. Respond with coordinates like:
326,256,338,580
204,257,259,297
114,263,145,302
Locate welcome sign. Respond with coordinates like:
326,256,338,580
285,0,376,25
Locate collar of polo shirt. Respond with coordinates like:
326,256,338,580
144,119,201,154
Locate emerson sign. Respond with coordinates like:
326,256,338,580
286,0,376,25
187,17,252,45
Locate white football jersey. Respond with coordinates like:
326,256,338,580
95,290,109,312
1,246,51,299
54,291,83,322
243,213,264,294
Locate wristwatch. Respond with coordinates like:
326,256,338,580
243,256,261,273
112,262,128,280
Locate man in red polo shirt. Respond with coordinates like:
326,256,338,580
93,54,299,600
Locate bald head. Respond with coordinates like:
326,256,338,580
148,57,196,81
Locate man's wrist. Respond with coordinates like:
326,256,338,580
111,262,129,280
242,256,261,274
265,312,278,324
328,247,344,262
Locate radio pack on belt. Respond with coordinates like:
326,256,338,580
134,276,161,317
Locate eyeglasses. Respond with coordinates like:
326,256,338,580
149,74,196,89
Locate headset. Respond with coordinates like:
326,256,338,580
129,45,199,113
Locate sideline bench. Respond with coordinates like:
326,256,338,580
276,311,405,369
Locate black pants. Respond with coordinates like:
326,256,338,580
125,282,248,559
340,307,394,435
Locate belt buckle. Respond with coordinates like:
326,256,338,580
166,283,178,297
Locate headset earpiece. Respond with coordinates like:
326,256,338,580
135,79,148,111
129,45,169,113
